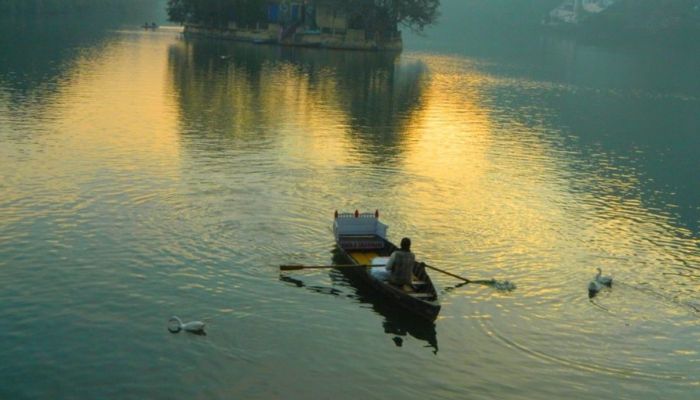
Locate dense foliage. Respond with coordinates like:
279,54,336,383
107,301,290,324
167,0,266,27
167,0,440,32
326,0,440,31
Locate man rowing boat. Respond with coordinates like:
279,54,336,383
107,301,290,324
386,237,415,291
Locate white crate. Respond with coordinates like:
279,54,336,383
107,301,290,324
333,210,388,240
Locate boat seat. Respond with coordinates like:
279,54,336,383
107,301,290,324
338,236,385,250
409,292,435,299
412,280,427,286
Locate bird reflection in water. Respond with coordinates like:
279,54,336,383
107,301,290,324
280,268,439,354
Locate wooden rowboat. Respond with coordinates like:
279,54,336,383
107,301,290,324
333,210,441,321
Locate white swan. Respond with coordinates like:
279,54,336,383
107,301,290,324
588,280,603,298
168,316,205,334
595,268,613,286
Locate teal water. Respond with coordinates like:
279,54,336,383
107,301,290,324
1,16,699,399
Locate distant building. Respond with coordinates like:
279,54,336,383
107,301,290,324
186,0,402,51
264,1,317,28
545,0,616,25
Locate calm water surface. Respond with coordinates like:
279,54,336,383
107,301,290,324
1,17,699,399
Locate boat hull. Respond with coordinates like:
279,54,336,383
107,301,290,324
334,236,441,321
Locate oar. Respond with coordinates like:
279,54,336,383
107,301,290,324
420,263,495,285
280,264,377,271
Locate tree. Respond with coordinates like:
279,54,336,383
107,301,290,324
166,0,189,23
320,0,440,33
387,0,441,31
167,0,266,27
167,0,441,32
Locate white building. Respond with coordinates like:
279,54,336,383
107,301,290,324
546,0,616,25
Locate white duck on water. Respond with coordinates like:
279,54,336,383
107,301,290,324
168,316,205,334
588,279,603,298
595,268,613,286
588,268,613,298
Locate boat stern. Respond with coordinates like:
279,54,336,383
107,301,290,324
333,210,388,242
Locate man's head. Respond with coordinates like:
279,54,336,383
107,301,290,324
400,237,411,251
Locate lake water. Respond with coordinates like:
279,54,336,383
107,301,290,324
1,15,699,400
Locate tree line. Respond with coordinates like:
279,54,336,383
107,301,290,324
167,0,440,32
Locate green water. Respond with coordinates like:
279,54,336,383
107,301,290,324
1,15,699,399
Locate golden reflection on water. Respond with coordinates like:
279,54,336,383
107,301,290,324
162,39,700,307
168,41,358,168
0,32,185,241
1,27,699,397
367,53,700,329
391,56,573,291
17,30,695,305
39,33,180,168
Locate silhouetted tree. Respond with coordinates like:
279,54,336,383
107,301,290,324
166,0,189,23
167,0,440,32
322,0,440,32
167,0,265,27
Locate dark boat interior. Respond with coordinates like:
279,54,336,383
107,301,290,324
336,234,438,302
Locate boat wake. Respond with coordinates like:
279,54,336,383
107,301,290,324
469,277,700,384
475,316,691,382
615,281,700,316
443,279,516,293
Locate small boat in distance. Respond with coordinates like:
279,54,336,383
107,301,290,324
333,210,441,321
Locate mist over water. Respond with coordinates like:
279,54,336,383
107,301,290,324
1,4,699,399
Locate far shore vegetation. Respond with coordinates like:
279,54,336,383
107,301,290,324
166,0,441,33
